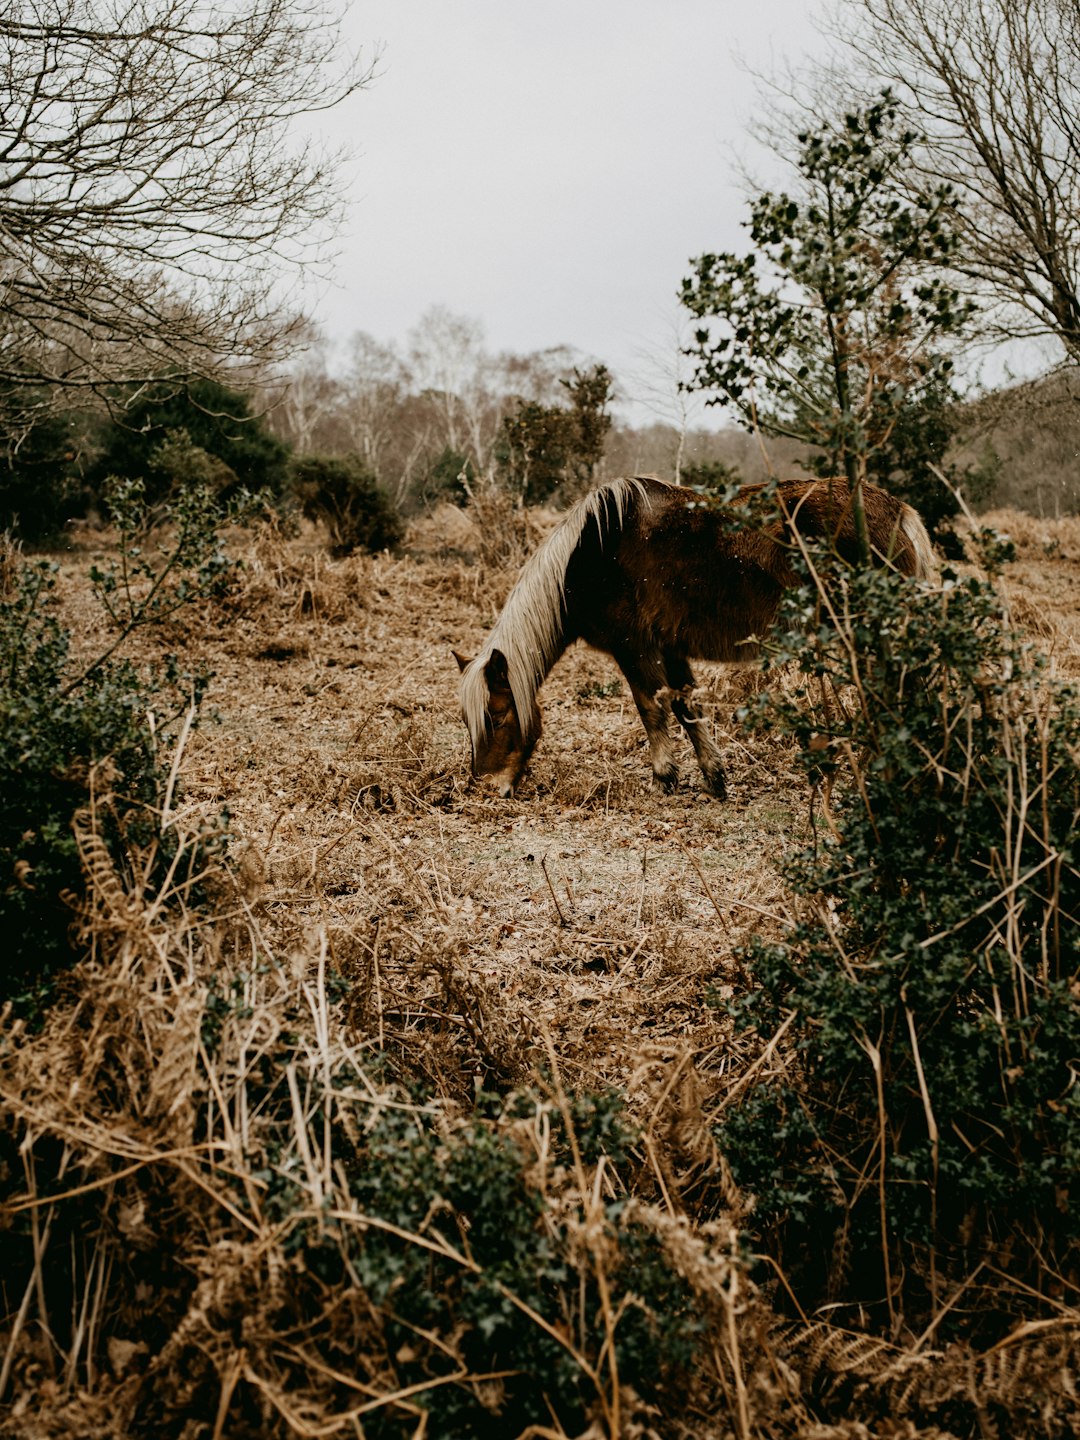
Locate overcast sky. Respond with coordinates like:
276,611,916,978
310,2,833,426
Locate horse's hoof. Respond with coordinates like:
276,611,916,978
652,767,679,793
704,771,728,800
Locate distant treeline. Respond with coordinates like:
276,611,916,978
1,320,1076,549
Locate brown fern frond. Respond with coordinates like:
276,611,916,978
72,805,139,930
779,1320,899,1392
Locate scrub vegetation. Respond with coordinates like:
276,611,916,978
1,487,1078,1438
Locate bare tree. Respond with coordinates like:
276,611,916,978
404,308,497,476
274,317,606,508
339,332,414,481
271,327,343,456
0,0,372,436
623,315,719,482
839,0,1080,363
492,344,580,409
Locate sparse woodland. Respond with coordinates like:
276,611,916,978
3,1,1080,1437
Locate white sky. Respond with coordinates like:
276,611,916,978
310,2,833,426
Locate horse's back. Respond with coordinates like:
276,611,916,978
567,479,787,663
565,474,931,663
769,477,932,576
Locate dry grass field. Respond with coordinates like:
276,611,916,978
3,497,1080,1438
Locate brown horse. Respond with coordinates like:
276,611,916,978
455,475,934,798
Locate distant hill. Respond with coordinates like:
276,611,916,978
955,369,1080,518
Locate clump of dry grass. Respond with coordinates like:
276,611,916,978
0,801,775,1440
460,482,545,571
978,505,1080,562
1007,591,1061,640
231,512,395,625
950,508,1080,674
333,710,464,814
404,501,487,561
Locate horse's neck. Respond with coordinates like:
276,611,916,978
491,549,574,714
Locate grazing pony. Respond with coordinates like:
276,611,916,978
455,475,934,798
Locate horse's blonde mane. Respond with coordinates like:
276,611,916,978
460,476,665,750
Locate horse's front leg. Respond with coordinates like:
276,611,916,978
615,652,679,791
664,652,728,800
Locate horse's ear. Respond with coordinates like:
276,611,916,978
451,649,471,674
484,649,511,692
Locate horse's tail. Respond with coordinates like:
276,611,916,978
898,503,937,580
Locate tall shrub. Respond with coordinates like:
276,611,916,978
497,364,613,506
0,458,241,1012
0,562,207,1010
0,396,91,542
92,379,291,504
289,454,403,556
682,93,972,560
719,537,1080,1332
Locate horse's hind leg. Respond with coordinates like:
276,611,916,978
664,653,728,799
614,651,680,791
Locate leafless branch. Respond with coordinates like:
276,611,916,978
0,0,374,420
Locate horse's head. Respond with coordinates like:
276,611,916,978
454,648,541,798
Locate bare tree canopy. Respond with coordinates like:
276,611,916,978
0,0,371,415
841,0,1080,363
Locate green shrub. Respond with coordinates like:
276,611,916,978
718,538,1080,1333
336,1094,700,1437
88,460,243,653
208,1073,701,1438
0,561,209,1012
289,453,403,556
91,378,291,505
0,399,93,543
496,364,614,506
0,465,243,1014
